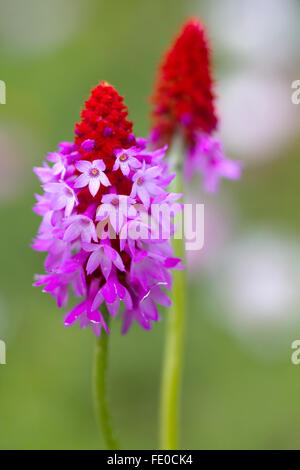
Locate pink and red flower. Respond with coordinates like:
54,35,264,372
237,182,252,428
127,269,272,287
150,18,241,192
33,81,181,336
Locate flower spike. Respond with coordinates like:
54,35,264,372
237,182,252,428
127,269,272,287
33,81,181,336
150,18,242,191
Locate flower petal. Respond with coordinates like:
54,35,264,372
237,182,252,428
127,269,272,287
75,160,91,173
74,173,90,188
120,162,130,176
99,172,111,187
86,249,102,275
92,290,104,311
137,185,150,208
129,157,141,168
101,279,117,303
64,301,86,326
100,253,112,280
63,223,81,242
107,298,120,317
89,178,100,197
105,246,125,272
94,159,106,171
112,160,119,171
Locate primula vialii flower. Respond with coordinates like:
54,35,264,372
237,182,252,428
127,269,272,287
33,81,181,336
150,18,241,192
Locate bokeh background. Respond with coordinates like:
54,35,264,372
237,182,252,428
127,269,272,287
0,0,300,449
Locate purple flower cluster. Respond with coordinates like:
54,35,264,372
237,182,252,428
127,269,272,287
32,82,182,336
185,133,242,193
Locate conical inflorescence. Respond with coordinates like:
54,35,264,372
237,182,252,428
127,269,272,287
151,18,241,192
33,81,182,335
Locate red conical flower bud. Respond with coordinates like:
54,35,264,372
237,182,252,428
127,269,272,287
150,18,241,192
151,18,218,147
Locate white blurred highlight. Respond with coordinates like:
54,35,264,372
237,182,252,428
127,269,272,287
0,0,89,56
0,126,36,201
185,190,237,273
218,73,298,161
210,230,300,358
208,0,299,68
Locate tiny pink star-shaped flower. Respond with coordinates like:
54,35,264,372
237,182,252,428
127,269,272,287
96,194,137,234
193,135,242,193
42,181,78,217
63,215,98,243
83,242,125,279
131,162,164,208
74,159,111,197
113,148,142,176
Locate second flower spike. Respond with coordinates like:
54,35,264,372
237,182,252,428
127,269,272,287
150,18,242,192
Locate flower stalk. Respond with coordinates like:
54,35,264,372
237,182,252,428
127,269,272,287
93,306,119,450
160,137,186,450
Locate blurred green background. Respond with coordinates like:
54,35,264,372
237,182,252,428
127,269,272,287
0,0,300,449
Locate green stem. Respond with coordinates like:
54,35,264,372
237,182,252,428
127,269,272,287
93,308,119,449
160,137,186,450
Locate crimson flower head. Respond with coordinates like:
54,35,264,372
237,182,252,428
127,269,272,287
151,18,241,192
33,81,181,336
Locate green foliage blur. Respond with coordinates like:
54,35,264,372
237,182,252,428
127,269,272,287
0,0,300,449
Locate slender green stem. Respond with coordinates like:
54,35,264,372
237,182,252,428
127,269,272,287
160,137,186,449
93,308,119,449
